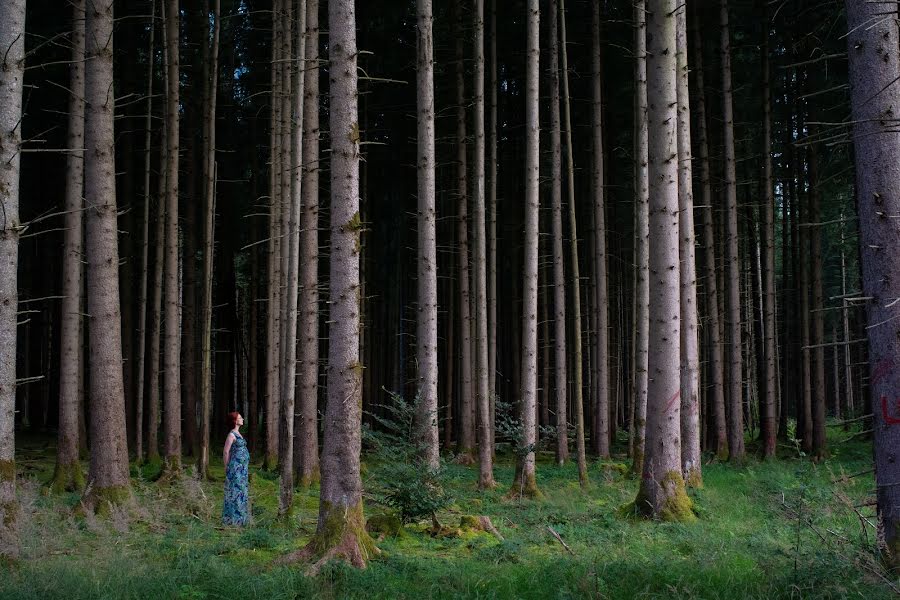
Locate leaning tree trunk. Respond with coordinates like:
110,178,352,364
510,0,541,500
472,0,495,488
631,0,650,475
548,0,568,466
162,0,182,475
198,0,221,481
82,0,132,511
846,0,900,566
635,0,692,522
278,0,378,570
414,0,440,471
675,3,700,486
719,0,744,461
559,0,587,486
297,0,321,487
0,0,25,531
52,0,87,494
591,0,610,459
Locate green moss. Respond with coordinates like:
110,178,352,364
658,471,696,522
716,447,729,461
298,467,320,489
345,211,362,232
630,450,644,477
263,454,278,472
507,471,543,500
0,460,15,482
366,513,404,538
48,461,85,494
684,467,703,489
1,501,16,527
83,485,131,516
459,515,481,530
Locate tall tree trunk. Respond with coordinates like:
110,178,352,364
0,0,25,530
808,141,827,460
279,0,377,569
631,0,649,475
798,175,813,454
455,0,475,461
559,0,587,485
52,0,87,493
487,0,498,455
510,0,541,500
759,5,777,458
635,0,692,522
297,0,321,487
83,0,131,510
591,0,610,459
846,0,900,565
198,0,221,481
840,214,854,420
675,3,700,486
548,0,568,466
163,0,183,475
415,0,440,470
719,0,744,461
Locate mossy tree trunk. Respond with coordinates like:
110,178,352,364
83,0,132,511
634,0,693,522
53,0,86,494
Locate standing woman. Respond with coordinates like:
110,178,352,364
222,412,250,526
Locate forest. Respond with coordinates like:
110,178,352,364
1,0,899,597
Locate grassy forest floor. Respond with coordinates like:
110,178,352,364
0,426,896,599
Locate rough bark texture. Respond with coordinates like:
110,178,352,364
559,0,587,485
472,0,495,488
719,0,745,461
591,0,610,459
487,0,498,454
83,0,132,510
510,0,541,500
635,0,692,522
631,0,649,475
808,143,827,460
548,0,568,466
846,2,900,564
297,0,321,487
0,0,25,530
163,0,182,474
53,0,86,493
674,3,700,486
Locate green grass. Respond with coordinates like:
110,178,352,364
0,427,894,599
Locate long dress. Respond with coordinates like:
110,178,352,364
222,431,250,526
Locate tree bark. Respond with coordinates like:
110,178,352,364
487,0,498,456
83,0,131,510
53,0,87,493
808,141,827,460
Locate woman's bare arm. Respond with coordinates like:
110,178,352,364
223,433,234,467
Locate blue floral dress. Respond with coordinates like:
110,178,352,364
222,431,250,526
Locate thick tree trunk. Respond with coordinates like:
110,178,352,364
846,0,900,565
472,0,495,488
631,0,649,475
163,0,183,475
297,0,320,487
487,0,498,455
0,0,25,530
719,0,744,461
635,0,691,522
83,0,131,510
53,0,87,493
558,0,587,485
548,0,568,466
591,0,610,459
675,3,700,486
510,0,541,500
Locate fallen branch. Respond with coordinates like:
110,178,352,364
547,525,575,556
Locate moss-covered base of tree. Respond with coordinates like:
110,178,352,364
48,461,85,494
459,515,504,540
454,450,476,466
80,485,132,516
507,468,542,500
684,466,703,489
630,450,644,477
274,500,380,575
715,447,729,462
158,456,182,483
478,473,497,490
298,466,320,488
1,500,17,528
0,459,15,484
634,471,696,522
262,454,279,472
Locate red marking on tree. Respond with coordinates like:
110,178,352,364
872,358,895,387
881,395,900,425
664,390,681,413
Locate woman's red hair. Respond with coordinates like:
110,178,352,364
226,411,241,430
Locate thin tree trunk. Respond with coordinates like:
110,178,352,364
719,0,744,461
487,0,498,456
808,141,827,460
799,178,813,454
0,0,25,529
558,0,587,485
510,0,541,500
631,0,649,475
163,0,183,475
591,0,610,459
548,0,568,466
840,213,854,420
845,0,900,565
52,0,87,493
297,0,321,486
675,3,700,486
83,0,131,509
635,0,692,522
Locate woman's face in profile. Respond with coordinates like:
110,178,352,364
236,414,244,427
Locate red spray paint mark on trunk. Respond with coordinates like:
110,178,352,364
664,390,681,413
881,396,900,425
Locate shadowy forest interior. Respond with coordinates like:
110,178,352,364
1,0,900,597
